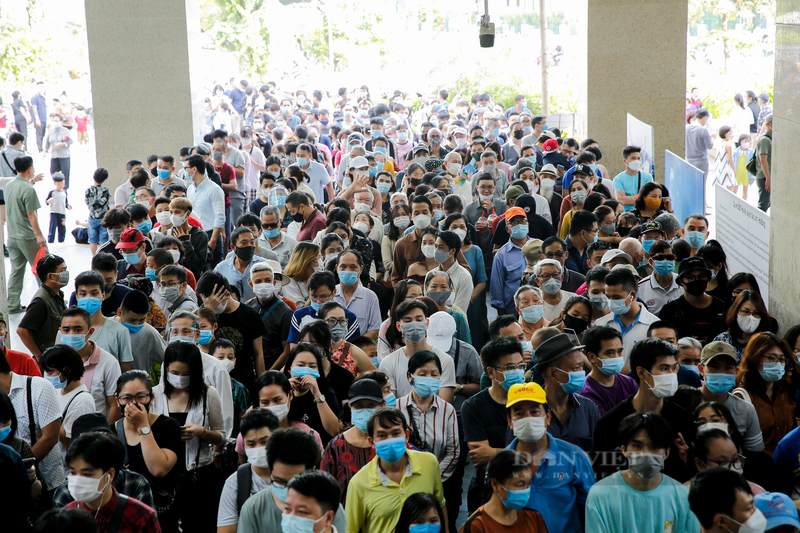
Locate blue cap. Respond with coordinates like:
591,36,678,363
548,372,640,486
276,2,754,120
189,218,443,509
754,492,800,530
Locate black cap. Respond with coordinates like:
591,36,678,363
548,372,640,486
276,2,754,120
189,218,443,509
534,333,584,372
573,164,594,177
412,144,430,156
678,256,711,276
72,413,112,439
641,220,664,235
348,379,384,403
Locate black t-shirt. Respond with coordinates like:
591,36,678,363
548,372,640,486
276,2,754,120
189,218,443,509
658,295,726,345
461,389,509,449
216,303,268,392
245,296,293,370
289,387,340,447
123,415,182,490
325,362,353,421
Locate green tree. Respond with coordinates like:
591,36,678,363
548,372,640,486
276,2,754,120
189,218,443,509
200,0,271,75
0,19,62,84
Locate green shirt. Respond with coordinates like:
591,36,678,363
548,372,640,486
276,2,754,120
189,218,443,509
5,177,40,240
755,132,772,181
238,486,347,533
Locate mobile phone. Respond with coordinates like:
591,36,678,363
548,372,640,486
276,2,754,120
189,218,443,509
557,164,565,173
563,328,581,346
23,457,35,468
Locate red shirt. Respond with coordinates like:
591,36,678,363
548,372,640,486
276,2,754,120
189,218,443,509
4,347,41,377
75,115,88,132
214,161,234,208
66,488,161,533
296,207,327,242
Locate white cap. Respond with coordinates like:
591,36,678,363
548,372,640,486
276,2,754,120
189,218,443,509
349,156,369,169
427,311,456,353
601,249,632,266
541,130,557,140
539,163,558,176
264,259,282,277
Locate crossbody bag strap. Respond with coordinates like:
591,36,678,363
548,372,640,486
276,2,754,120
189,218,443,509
27,377,37,447
406,404,426,450
106,494,129,533
115,420,130,467
62,390,90,419
1,152,17,176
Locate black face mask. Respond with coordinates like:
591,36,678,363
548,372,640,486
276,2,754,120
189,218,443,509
421,133,428,142
121,401,151,418
513,130,525,140
683,279,708,297
563,314,589,334
617,226,631,237
291,209,305,223
235,246,256,261
150,167,158,177
410,178,422,186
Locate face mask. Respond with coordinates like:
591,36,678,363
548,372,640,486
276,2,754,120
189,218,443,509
737,314,761,334
412,375,441,398
123,321,144,334
698,422,729,435
329,322,348,342
409,525,441,533
647,371,678,398
421,244,436,259
212,151,224,162
167,373,190,389
145,268,158,282
197,329,214,345
512,130,525,140
608,294,632,315
499,485,531,510
398,131,409,141
413,214,431,230
433,249,451,264
541,278,562,295
296,157,308,166
170,213,188,227
272,481,289,502
245,445,269,469
704,373,736,395
540,178,555,190
266,402,290,422
521,304,544,323
374,435,407,463
162,286,181,303
654,260,675,277
109,229,124,242
600,223,616,235
724,509,767,533
432,209,444,223
122,252,140,266
68,473,110,503
452,229,467,242
46,373,66,390
166,250,180,264
626,452,664,479
77,296,102,315
513,415,547,443
760,362,785,382
354,202,371,215
235,246,256,262
339,271,359,286
483,163,496,174
498,369,525,391
597,356,624,376
271,195,286,208
291,209,305,223
276,121,286,128
351,408,377,433
627,160,642,172
62,334,87,351
376,181,391,194
156,211,172,227
156,168,171,181
415,157,429,167
556,369,586,394
427,290,451,306
511,224,529,240
0,425,11,442
291,366,321,379
617,226,631,237
383,392,397,407
430,137,442,147
589,294,609,311
682,364,700,375
394,216,410,230
570,191,587,204
644,197,662,211
563,314,589,334
400,321,427,343
683,279,708,297
685,231,706,248
253,283,275,300
642,240,655,254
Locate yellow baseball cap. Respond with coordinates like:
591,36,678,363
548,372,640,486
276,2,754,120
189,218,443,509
506,383,547,408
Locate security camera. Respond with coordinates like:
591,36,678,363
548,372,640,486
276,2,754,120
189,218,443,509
479,14,495,48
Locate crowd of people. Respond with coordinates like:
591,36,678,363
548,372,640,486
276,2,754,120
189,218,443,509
0,80,794,533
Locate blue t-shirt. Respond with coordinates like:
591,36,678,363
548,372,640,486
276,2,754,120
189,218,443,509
586,471,700,533
773,426,800,494
613,171,653,211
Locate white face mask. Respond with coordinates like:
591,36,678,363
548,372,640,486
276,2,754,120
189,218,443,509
266,402,289,422
220,359,236,373
448,163,462,176
156,211,172,226
393,216,410,230
647,372,678,399
245,445,270,468
137,199,151,211
421,245,436,259
354,202,371,215
724,509,767,533
737,314,761,334
168,249,181,263
253,282,275,300
453,229,467,242
353,221,369,234
170,213,188,228
540,177,555,190
68,473,110,503
627,160,642,172
697,422,728,435
167,373,190,390
512,416,547,443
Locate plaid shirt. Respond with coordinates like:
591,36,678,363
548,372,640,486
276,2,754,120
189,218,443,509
85,184,111,220
53,469,156,513
66,487,161,533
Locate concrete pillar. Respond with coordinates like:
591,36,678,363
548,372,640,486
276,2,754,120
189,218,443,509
84,0,205,193
587,0,688,179
766,2,799,328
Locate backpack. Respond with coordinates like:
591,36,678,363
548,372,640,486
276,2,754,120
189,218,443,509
746,153,757,176
236,463,253,513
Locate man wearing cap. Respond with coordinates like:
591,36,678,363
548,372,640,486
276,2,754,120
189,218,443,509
637,239,683,316
337,134,365,183
564,209,599,276
593,338,696,482
541,236,586,293
658,257,726,344
0,311,41,376
689,468,766,533
490,207,530,317
639,220,666,260
755,113,772,212
18,254,68,359
504,381,595,533
115,228,148,279
537,163,563,223
534,333,599,453
542,139,571,172
699,341,765,452
338,156,382,216
601,249,632,269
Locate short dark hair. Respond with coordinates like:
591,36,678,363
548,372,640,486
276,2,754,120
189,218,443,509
266,428,320,470
585,266,610,285
33,509,99,533
480,336,523,370
696,108,710,120
37,254,65,284
629,338,678,384
102,207,131,229
487,449,532,485
308,271,336,293
618,412,674,450
407,350,441,375
582,326,622,357
569,210,598,237
120,290,149,315
75,270,105,292
93,168,109,183
147,248,173,268
160,265,187,283
40,345,85,382
14,155,33,174
689,467,752,529
622,145,641,159
286,470,342,514
647,320,679,339
541,236,567,252
394,298,428,320
65,431,125,475
488,315,518,339
286,190,311,207
603,269,637,293
394,493,445,533
239,408,280,437
437,230,461,254
366,407,408,438
196,271,232,298
62,307,92,328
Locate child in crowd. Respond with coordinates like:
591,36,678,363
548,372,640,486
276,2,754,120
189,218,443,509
46,172,70,243
84,167,111,254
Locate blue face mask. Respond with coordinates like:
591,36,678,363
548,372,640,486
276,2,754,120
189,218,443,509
511,224,529,240
342,177,352,189
270,195,286,208
197,330,214,345
264,227,282,239
542,124,549,131
46,373,66,390
556,368,586,394
705,373,736,395
310,301,322,312
291,366,321,379
376,181,391,194
122,252,140,266
272,482,289,502
642,240,655,254
339,271,359,286
374,146,387,156
654,260,675,277
61,334,87,351
351,408,378,433
409,525,441,533
432,209,443,224
500,486,531,510
77,296,102,315
296,157,308,166
588,164,597,173
369,356,379,367
170,336,195,344
608,293,632,315
374,435,407,463
145,268,158,281
157,169,170,180
498,369,525,390
412,376,441,398
137,220,153,234
123,321,144,334
521,304,544,323
370,129,382,138
685,231,706,248
0,425,11,442
281,512,325,533
760,362,785,383
598,356,624,376
271,171,282,179
369,167,379,177
383,393,397,407
682,364,700,375
491,128,500,138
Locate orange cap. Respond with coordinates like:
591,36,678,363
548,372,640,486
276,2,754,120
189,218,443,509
505,206,526,222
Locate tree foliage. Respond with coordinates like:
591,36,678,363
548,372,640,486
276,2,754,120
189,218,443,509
0,19,62,85
200,0,271,76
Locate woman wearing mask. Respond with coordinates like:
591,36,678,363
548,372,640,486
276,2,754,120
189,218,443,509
631,181,667,224
689,429,765,494
558,179,589,240
378,280,423,361
151,341,225,533
615,212,637,238
711,126,737,193
424,270,471,344
267,184,294,228
732,134,754,201
464,450,548,532
397,351,460,532
320,233,346,269
696,240,729,302
714,291,774,362
282,340,343,446
194,307,218,355
725,272,763,311
320,377,385,505
408,228,440,285
430,231,473,314
375,171,395,222
401,163,425,197
733,332,796,455
548,295,593,340
594,205,623,244
318,301,376,375
394,493,446,533
285,165,317,204
382,204,410,280
40,346,96,448
115,370,181,531
283,242,322,308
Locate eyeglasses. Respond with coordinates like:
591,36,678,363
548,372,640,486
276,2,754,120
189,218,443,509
681,274,709,283
118,393,152,404
160,282,182,289
536,274,560,281
703,454,746,470
325,318,348,326
544,251,565,259
737,308,762,318
508,220,527,228
169,327,196,337
759,354,786,364
494,363,526,372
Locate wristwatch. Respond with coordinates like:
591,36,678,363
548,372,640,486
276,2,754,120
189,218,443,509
138,426,151,436
313,394,326,404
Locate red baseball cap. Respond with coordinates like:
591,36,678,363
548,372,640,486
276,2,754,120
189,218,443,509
115,228,145,250
542,139,559,153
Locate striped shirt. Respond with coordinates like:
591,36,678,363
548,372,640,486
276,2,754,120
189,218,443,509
333,283,382,336
397,393,460,481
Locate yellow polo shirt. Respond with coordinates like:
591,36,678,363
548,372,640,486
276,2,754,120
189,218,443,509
345,450,446,533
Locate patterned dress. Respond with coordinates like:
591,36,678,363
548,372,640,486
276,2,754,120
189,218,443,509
712,140,736,187
331,341,356,376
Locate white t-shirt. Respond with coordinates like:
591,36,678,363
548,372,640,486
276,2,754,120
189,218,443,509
543,291,576,322
84,343,123,417
217,465,271,527
58,385,96,439
379,345,456,398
